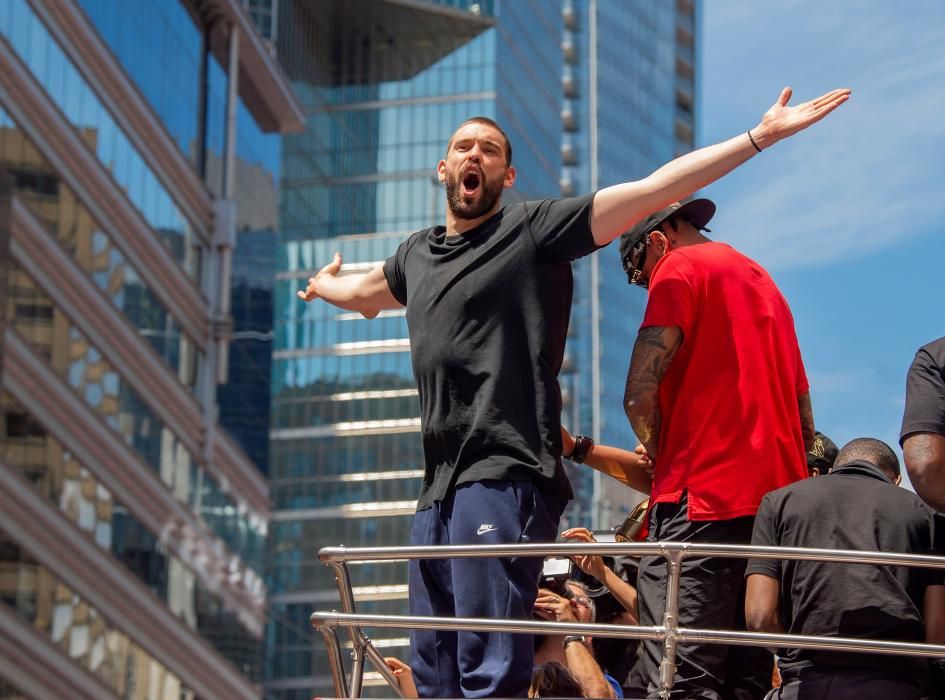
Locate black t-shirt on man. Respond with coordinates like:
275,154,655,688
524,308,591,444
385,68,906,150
747,460,945,683
383,194,599,510
901,336,945,444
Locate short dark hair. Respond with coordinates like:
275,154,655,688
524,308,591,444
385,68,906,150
447,116,512,166
834,438,901,480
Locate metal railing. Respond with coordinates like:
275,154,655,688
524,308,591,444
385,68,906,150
312,541,945,699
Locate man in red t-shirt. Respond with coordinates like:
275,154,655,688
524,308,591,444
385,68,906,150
618,199,814,699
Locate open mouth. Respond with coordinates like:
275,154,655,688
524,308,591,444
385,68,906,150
461,169,481,198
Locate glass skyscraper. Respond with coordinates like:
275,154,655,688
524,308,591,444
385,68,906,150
560,0,699,529
267,1,566,696
0,0,300,697
266,1,697,697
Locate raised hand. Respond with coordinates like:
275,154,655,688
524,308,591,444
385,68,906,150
297,252,342,302
754,87,851,148
534,587,578,623
560,527,608,581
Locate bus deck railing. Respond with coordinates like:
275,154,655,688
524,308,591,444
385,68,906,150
312,541,945,699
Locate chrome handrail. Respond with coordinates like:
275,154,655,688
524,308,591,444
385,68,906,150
313,541,945,699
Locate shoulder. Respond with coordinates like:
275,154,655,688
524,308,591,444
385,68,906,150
397,227,437,256
762,478,817,510
915,337,945,372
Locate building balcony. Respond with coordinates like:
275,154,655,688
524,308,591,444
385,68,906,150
561,99,579,132
277,0,494,86
562,0,577,30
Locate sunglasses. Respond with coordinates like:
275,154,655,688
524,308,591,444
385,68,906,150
622,217,691,288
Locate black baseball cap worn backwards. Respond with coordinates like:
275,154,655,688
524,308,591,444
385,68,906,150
619,198,716,284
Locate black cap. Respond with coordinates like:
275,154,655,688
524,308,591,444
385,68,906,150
618,198,716,280
807,431,839,475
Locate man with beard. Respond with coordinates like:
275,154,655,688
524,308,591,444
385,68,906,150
298,87,850,698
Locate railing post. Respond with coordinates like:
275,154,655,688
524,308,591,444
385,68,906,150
327,559,367,695
659,547,685,699
348,636,365,699
317,623,349,698
362,635,407,698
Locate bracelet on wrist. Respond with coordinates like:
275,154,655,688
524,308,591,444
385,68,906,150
747,129,762,153
562,634,587,649
569,434,593,464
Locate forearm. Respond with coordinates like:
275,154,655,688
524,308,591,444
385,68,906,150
583,444,651,494
923,586,945,645
591,132,757,245
564,643,614,699
745,574,784,634
315,273,374,311
600,568,638,622
624,326,681,459
315,267,401,317
797,392,815,452
625,392,661,459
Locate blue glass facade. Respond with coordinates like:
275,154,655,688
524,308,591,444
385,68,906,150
268,1,563,696
1,0,202,280
559,0,699,528
0,0,298,695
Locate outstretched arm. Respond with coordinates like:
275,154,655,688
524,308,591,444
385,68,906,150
561,428,652,494
297,253,402,319
590,87,851,245
624,325,684,460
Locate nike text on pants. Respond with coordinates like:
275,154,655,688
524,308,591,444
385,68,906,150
408,479,563,698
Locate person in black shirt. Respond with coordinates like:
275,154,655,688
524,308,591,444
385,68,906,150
902,337,945,512
745,438,945,699
299,88,851,698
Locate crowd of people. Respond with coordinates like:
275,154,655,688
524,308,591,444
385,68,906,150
298,84,944,698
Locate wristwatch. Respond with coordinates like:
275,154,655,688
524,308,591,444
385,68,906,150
562,634,587,649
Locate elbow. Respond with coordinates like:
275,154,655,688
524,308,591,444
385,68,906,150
585,678,615,699
744,611,765,634
745,603,777,634
909,461,945,511
906,454,945,488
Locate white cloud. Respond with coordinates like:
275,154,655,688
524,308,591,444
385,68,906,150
701,2,945,271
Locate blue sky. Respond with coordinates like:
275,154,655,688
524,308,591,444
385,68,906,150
697,1,945,486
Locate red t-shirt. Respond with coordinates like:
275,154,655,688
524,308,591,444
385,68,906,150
641,242,808,520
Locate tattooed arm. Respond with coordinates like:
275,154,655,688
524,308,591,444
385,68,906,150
797,392,815,452
904,433,945,511
624,325,684,460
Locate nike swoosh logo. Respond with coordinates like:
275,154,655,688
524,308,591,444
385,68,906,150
477,525,497,536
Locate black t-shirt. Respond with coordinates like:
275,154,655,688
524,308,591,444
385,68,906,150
746,461,945,682
901,336,945,444
383,195,599,510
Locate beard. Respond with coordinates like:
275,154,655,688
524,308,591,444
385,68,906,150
445,167,505,220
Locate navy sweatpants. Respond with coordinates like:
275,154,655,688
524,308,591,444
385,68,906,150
408,480,563,698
